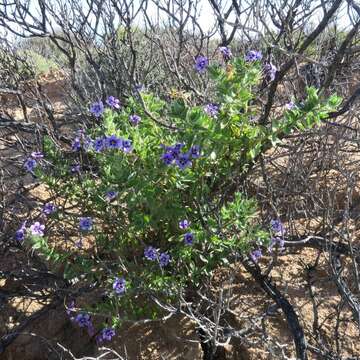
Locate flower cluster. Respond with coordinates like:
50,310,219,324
179,219,190,230
250,249,262,263
245,50,262,62
97,328,116,343
183,232,194,246
15,221,46,241
105,190,118,202
71,164,80,174
66,300,76,319
159,252,171,267
270,219,284,236
71,137,81,152
106,96,121,109
30,222,45,237
195,56,209,73
144,246,158,261
219,46,232,61
43,203,56,215
73,313,95,336
24,151,44,172
106,135,122,149
113,277,126,295
90,96,121,117
75,313,92,327
179,219,194,246
268,219,285,252
71,129,94,152
92,134,132,153
144,246,171,267
66,302,96,337
249,220,286,262
15,222,27,242
90,101,105,117
160,143,200,170
129,114,141,125
269,237,285,253
70,132,133,154
93,137,105,152
286,101,296,110
204,103,220,118
79,217,93,231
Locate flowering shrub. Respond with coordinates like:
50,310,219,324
19,51,341,338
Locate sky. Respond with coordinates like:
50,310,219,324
0,0,355,43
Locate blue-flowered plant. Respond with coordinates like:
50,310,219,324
19,49,342,340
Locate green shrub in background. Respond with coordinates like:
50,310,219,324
23,50,59,75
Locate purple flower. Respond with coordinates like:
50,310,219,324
106,135,122,150
43,203,56,215
270,219,285,235
176,153,192,170
90,101,104,117
74,313,92,328
129,114,141,125
75,239,83,248
219,46,232,61
269,237,285,253
184,232,194,246
161,152,175,166
15,230,24,242
71,164,80,174
173,143,185,154
98,328,116,342
83,137,93,151
79,217,93,231
159,252,171,267
204,103,219,118
71,137,81,151
113,277,126,295
121,139,132,153
162,143,183,154
15,222,27,242
245,50,262,62
161,143,188,166
30,222,45,237
179,219,190,230
24,158,37,172
189,145,201,159
169,143,184,158
144,246,158,261
134,84,144,92
286,101,296,110
106,190,118,202
264,63,277,81
66,300,75,319
31,152,44,159
15,229,25,242
106,96,121,109
195,56,209,73
250,249,262,263
94,137,105,152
